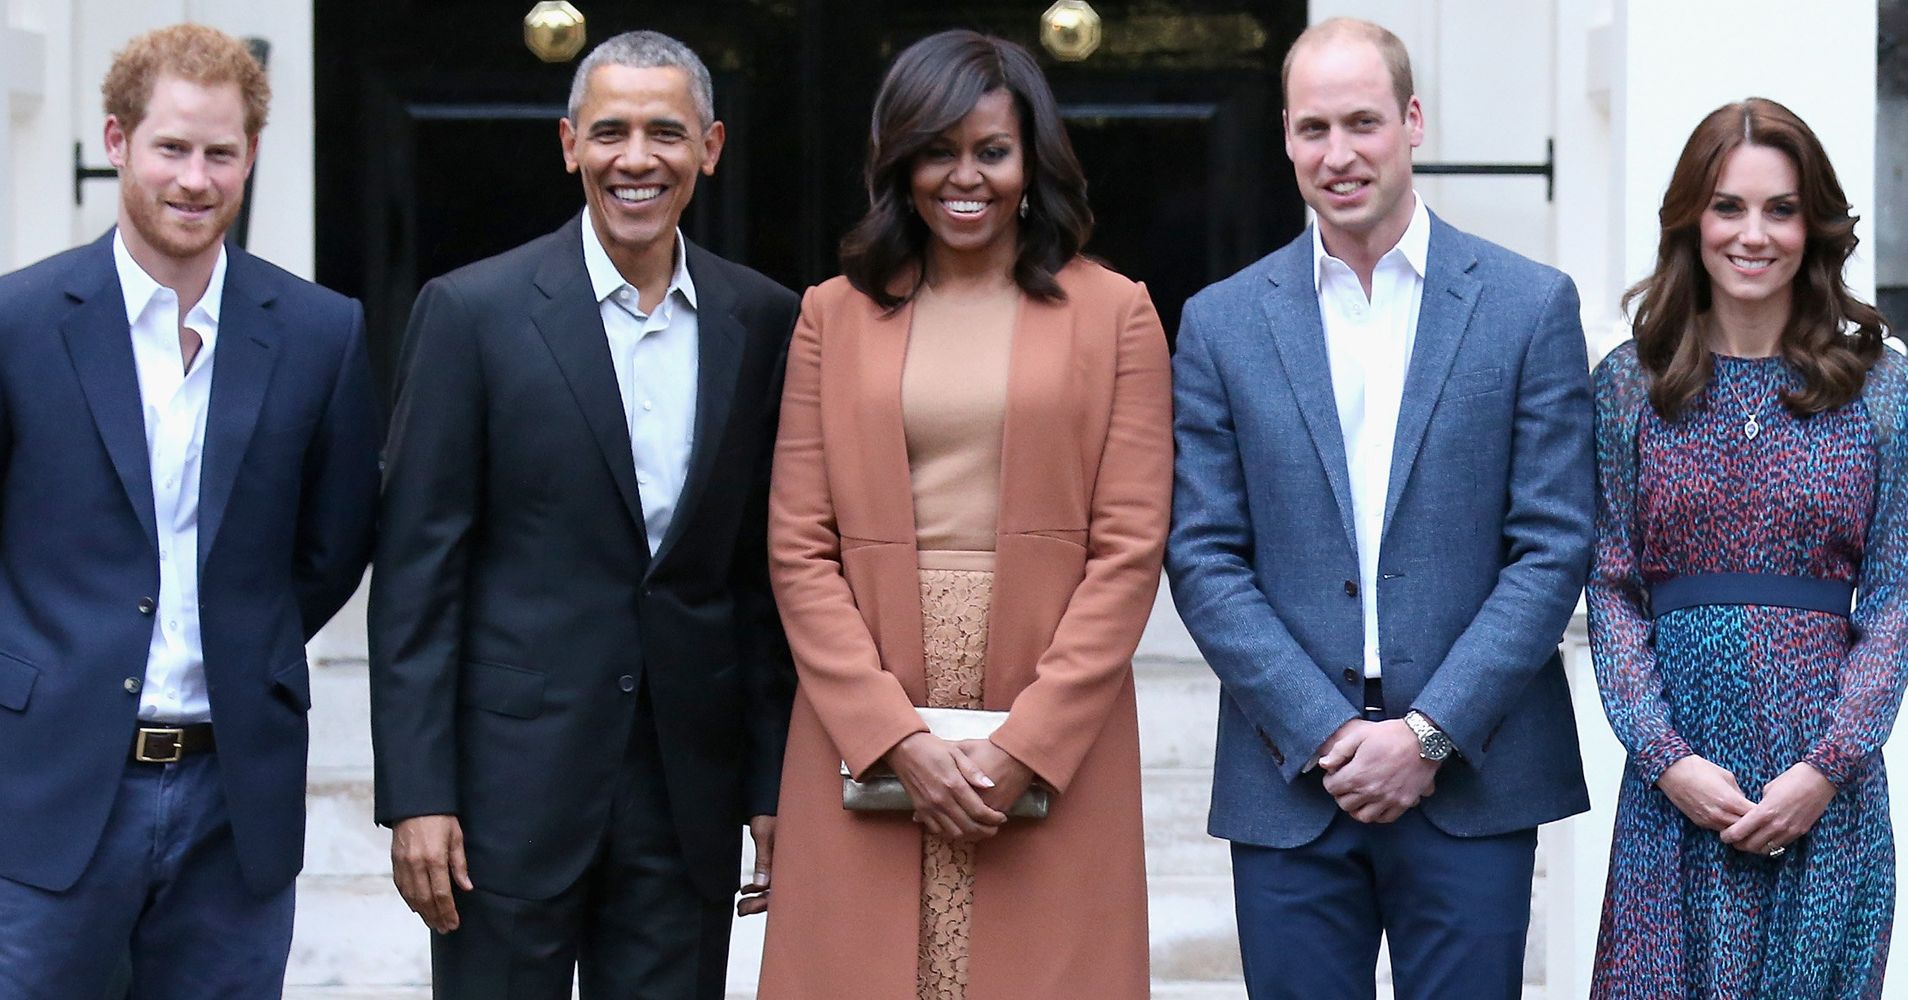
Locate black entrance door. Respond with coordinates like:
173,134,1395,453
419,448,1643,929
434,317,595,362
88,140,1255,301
316,1,1307,390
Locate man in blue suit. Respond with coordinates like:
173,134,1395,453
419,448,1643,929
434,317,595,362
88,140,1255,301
1167,17,1594,1000
0,25,379,998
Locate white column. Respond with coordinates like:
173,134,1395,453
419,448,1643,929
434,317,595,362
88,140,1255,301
2,0,46,270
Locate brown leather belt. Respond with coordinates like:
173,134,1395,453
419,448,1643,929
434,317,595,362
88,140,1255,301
130,723,216,763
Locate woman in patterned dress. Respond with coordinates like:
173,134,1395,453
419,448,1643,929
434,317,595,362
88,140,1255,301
755,30,1169,1000
1589,97,1906,998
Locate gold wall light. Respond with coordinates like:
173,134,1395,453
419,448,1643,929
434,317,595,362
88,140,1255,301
524,1,587,63
1040,0,1103,62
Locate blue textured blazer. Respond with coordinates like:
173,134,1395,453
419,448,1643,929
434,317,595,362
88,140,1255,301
1166,214,1595,847
0,231,380,892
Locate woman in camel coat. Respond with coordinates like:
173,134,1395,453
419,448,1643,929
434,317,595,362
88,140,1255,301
756,29,1170,1000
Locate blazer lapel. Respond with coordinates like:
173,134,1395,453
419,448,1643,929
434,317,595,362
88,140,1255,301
1262,242,1358,553
1383,216,1481,532
529,217,650,555
60,237,158,550
649,243,743,570
197,251,281,566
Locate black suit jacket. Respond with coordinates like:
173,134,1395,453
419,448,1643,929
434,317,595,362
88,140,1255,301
0,231,380,893
369,215,799,900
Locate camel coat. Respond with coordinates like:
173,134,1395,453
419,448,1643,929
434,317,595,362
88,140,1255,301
758,260,1171,1000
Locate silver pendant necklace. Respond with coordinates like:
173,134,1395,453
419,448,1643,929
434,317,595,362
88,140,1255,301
1719,362,1779,440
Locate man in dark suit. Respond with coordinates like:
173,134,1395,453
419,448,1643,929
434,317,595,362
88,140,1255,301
370,29,798,999
1166,17,1595,1000
0,24,380,999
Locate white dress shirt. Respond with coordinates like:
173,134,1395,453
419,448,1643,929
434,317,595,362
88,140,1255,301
1313,194,1431,680
115,231,223,724
581,211,700,555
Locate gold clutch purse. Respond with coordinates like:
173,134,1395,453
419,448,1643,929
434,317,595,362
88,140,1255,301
840,707,1051,820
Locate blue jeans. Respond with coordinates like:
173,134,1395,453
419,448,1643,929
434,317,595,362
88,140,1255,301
0,752,295,999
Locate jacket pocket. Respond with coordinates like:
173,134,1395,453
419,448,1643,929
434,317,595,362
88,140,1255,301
459,660,545,719
272,659,312,712
1444,367,1504,400
0,651,37,711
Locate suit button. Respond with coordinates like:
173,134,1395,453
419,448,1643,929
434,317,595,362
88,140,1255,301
137,597,156,615
124,677,142,693
1343,580,1358,598
1343,669,1357,683
618,675,637,693
1257,729,1285,765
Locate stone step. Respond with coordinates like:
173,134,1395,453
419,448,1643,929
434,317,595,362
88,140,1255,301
309,654,1223,772
288,875,427,988
305,769,1233,881
1134,655,1221,770
280,986,1557,1000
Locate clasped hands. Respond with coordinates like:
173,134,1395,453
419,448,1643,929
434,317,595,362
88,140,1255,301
1655,755,1835,857
1316,718,1441,824
883,731,1036,841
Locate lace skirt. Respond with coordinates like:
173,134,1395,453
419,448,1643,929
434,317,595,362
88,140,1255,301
915,566,991,1000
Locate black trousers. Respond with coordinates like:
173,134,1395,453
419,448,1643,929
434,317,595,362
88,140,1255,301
430,690,731,1000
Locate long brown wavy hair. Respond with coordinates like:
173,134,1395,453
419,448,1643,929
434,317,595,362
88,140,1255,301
1624,97,1890,421
840,30,1093,310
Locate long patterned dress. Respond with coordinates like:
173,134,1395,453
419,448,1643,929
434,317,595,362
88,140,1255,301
1588,341,1908,998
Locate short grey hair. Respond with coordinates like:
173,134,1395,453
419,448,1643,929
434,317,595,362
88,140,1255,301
567,30,715,129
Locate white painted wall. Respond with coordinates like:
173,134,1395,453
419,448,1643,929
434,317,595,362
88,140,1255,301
3,0,314,276
4,0,69,271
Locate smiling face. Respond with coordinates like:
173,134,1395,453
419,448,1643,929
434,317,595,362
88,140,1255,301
1699,143,1805,322
1282,36,1423,262
909,88,1027,275
105,75,255,277
560,64,724,279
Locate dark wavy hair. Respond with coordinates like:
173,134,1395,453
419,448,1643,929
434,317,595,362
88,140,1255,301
840,30,1093,310
1624,97,1891,421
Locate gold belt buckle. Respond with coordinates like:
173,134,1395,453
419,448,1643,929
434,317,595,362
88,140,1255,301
135,727,186,763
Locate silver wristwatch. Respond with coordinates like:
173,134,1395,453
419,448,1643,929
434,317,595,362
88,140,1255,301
1404,710,1455,762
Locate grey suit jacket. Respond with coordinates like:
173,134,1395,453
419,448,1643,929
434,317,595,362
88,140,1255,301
1166,213,1594,847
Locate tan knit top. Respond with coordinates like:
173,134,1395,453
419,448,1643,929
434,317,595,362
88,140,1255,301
900,290,1018,571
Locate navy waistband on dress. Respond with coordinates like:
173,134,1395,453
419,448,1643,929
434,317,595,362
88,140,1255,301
1648,572,1855,619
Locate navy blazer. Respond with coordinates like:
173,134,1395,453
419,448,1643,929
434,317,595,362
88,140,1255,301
1166,214,1595,847
0,231,380,892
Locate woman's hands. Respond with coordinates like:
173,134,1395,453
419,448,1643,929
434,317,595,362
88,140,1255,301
1656,755,1755,832
885,732,1007,841
1720,762,1836,857
959,739,1038,817
1657,755,1838,856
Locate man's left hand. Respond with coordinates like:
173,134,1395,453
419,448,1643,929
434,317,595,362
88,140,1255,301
736,815,775,916
1320,719,1439,823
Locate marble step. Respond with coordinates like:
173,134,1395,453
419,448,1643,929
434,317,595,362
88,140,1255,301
308,654,1225,773
283,985,1551,999
304,764,1229,880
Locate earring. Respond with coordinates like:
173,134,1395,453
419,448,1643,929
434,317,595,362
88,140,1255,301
1019,194,1029,218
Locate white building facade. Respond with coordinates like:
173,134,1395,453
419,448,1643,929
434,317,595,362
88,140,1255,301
2,0,1896,996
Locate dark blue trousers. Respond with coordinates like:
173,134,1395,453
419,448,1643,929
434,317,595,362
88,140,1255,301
1232,808,1536,1000
0,753,295,999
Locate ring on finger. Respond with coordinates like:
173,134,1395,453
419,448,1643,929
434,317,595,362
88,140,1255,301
1766,844,1788,859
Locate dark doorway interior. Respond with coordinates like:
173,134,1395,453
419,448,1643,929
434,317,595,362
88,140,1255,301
316,1,1307,391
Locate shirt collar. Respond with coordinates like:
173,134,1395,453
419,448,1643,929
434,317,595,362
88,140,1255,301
113,228,228,330
1310,192,1431,291
580,210,697,312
